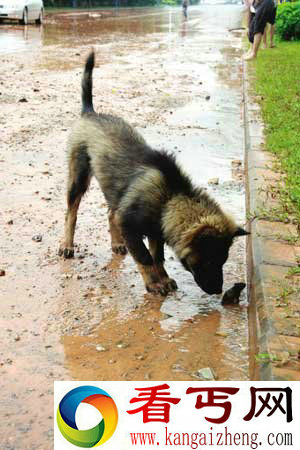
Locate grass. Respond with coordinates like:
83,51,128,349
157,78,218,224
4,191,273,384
287,267,300,276
254,40,300,225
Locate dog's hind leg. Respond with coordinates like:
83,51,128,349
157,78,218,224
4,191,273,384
148,238,178,292
108,210,127,255
59,144,91,258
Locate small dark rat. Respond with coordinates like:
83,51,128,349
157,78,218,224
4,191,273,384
222,282,246,305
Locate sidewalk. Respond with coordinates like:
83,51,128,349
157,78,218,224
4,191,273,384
243,62,300,381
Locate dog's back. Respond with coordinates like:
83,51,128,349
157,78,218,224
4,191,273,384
69,51,193,210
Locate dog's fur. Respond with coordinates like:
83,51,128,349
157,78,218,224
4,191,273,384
59,51,248,295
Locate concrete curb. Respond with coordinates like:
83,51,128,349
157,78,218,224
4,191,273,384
242,61,300,381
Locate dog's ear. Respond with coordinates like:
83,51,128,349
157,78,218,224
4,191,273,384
234,227,250,237
182,224,214,247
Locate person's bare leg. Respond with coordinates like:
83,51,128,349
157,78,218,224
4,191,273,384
246,9,251,30
263,25,268,49
244,8,251,57
270,24,276,47
243,32,262,60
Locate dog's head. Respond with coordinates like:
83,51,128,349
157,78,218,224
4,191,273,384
179,221,249,295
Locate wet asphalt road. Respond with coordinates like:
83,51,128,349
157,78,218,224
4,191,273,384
0,4,249,449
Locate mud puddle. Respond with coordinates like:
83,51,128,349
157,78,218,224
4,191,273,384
1,4,247,449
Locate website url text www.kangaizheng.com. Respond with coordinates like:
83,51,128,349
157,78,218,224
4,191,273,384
129,427,293,448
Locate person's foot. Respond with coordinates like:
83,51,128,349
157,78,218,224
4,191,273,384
243,48,252,57
243,52,256,61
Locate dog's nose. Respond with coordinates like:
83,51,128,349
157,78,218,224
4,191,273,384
201,285,222,295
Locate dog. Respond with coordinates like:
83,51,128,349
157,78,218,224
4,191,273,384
59,51,249,296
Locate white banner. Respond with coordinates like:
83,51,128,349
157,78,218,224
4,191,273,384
54,381,299,449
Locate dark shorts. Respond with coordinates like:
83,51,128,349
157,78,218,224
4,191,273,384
248,1,277,43
268,6,277,25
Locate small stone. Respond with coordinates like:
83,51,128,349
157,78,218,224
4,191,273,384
0,269,5,276
96,345,107,352
19,97,28,103
208,177,219,185
172,364,184,372
7,220,13,225
205,95,211,101
32,234,42,242
215,331,228,337
14,335,21,342
62,274,72,280
116,341,129,349
195,367,216,380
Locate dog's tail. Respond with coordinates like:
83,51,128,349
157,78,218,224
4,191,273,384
81,51,95,115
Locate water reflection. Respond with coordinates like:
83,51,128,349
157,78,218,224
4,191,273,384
181,16,188,38
42,8,181,47
0,5,244,53
0,24,43,54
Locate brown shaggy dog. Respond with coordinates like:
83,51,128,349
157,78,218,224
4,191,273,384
59,52,249,296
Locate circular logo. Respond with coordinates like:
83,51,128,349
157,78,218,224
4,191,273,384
57,386,118,447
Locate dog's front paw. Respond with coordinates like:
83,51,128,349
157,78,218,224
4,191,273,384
58,246,74,259
162,278,178,292
112,243,127,255
146,282,169,296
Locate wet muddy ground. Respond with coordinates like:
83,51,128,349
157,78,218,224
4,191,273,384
1,5,248,449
